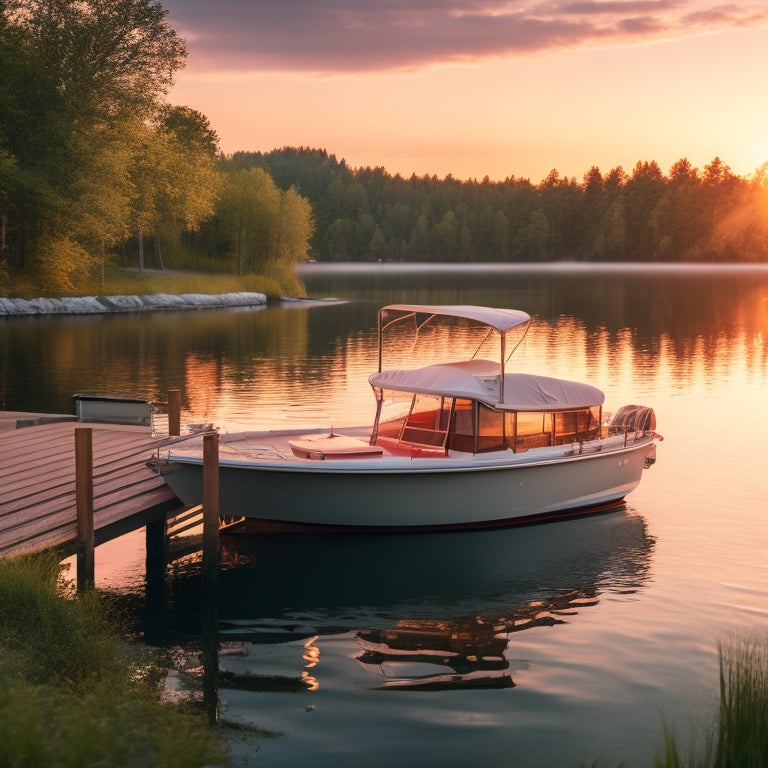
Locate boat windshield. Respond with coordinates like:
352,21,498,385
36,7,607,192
377,305,530,373
371,385,603,456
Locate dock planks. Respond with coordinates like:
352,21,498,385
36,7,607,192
0,417,181,557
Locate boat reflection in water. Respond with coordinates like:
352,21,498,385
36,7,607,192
201,507,654,694
353,587,597,691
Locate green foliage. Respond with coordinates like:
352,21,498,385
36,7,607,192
654,635,768,768
29,232,99,295
714,636,768,767
652,724,713,768
232,147,768,264
8,266,299,302
0,553,226,767
0,552,118,687
0,250,9,293
213,167,313,278
4,0,767,297
163,106,220,160
0,0,309,299
0,666,226,767
5,0,186,120
0,0,223,293
129,116,222,262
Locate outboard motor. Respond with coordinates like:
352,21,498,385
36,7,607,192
610,405,656,433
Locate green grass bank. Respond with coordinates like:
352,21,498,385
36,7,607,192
7,266,306,303
0,552,227,767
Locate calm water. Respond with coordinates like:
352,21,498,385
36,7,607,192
2,263,768,767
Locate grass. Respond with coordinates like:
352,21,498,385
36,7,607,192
0,552,228,768
9,265,306,302
654,635,768,768
713,635,768,766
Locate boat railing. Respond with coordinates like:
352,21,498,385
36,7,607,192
604,423,654,447
607,405,657,447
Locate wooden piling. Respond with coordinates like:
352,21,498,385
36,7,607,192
144,517,168,643
168,389,181,437
202,431,219,593
74,427,95,591
201,430,219,724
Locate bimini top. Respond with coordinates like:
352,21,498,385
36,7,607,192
370,361,605,411
377,304,532,375
379,305,531,334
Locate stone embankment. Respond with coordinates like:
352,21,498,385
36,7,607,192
0,291,267,317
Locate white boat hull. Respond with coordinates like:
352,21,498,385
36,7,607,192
157,431,656,531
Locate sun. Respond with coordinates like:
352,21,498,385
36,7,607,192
742,143,768,178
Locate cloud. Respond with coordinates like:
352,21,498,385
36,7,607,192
163,0,768,74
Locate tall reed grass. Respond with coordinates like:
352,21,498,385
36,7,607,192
0,553,226,767
654,635,768,768
714,635,768,767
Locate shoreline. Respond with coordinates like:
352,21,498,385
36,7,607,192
0,291,268,317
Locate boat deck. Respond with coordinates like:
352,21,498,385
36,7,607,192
162,426,634,469
163,426,378,464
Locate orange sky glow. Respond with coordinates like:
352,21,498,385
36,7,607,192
164,1,768,183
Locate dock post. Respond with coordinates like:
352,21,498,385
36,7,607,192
74,427,95,592
144,517,168,643
168,389,181,437
201,431,219,724
202,431,219,594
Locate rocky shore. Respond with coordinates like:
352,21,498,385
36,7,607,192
0,291,267,317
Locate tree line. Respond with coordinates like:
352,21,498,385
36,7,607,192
3,1,768,299
0,0,313,295
230,148,768,263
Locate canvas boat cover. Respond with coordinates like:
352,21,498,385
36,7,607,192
369,361,604,410
379,305,531,333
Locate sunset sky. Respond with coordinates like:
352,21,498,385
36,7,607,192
164,0,768,184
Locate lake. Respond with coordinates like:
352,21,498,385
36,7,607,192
2,262,768,767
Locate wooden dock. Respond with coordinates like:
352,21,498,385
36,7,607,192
0,412,181,558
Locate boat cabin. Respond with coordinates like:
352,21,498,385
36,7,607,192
370,368,603,456
369,305,607,457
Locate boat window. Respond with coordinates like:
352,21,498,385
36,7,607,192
476,404,505,452
372,394,602,456
447,399,475,453
553,407,601,445
400,394,452,448
505,412,516,451
372,389,454,453
512,407,601,452
515,411,553,451
371,388,412,443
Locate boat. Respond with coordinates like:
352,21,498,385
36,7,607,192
73,392,152,426
153,304,660,531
